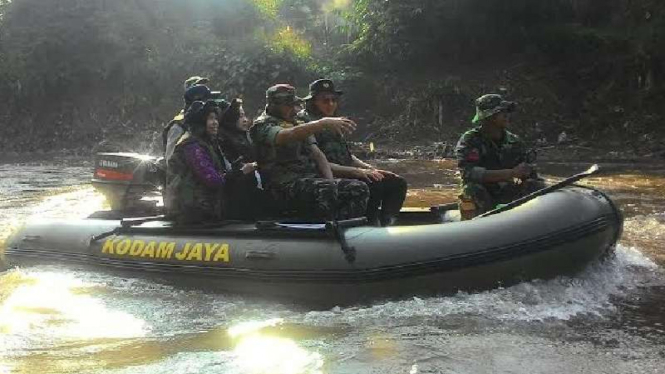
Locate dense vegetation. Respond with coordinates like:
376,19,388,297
0,0,663,154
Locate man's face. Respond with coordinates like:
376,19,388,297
314,93,339,117
490,111,510,129
277,103,297,121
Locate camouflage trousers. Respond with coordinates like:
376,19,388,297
274,178,369,221
459,179,546,216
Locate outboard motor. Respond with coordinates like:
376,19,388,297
91,152,165,213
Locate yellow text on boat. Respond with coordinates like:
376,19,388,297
101,238,230,263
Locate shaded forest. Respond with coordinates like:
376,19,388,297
0,0,664,155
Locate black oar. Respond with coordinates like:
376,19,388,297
90,215,168,243
476,164,600,219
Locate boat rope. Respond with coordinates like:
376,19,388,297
325,217,367,263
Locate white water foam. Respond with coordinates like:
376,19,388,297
304,245,662,325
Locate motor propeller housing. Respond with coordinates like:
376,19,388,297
91,152,164,214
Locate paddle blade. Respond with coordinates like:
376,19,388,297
586,164,599,175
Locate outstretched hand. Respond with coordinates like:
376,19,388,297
320,117,357,136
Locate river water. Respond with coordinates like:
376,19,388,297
0,158,664,374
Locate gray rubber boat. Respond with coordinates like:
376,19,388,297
3,185,622,306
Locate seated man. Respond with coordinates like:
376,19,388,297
297,78,407,226
455,94,544,220
250,84,369,221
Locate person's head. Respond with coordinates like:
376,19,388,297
205,110,220,137
304,79,343,117
185,100,220,139
472,94,516,129
183,76,209,92
184,85,212,110
265,84,303,121
220,98,250,132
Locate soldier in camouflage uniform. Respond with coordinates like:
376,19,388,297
165,100,227,224
455,94,545,220
297,79,407,226
250,84,369,221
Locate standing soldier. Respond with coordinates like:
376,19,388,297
298,79,407,226
455,94,544,220
250,84,369,221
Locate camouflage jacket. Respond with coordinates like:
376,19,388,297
165,133,226,223
296,109,353,166
455,126,527,185
249,111,318,188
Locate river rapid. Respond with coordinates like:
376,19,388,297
0,158,664,374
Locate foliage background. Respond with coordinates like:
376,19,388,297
0,0,663,154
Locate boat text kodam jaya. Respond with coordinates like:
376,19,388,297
102,238,230,263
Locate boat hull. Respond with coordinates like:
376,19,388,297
3,186,622,306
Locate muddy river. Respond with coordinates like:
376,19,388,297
0,158,663,374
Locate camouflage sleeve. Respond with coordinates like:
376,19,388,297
250,120,282,147
455,133,485,183
294,114,317,146
514,136,527,164
504,132,528,167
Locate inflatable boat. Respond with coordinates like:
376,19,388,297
2,154,623,306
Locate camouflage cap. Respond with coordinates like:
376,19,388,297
183,76,209,91
266,84,303,106
472,94,517,124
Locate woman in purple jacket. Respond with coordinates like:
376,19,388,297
164,100,227,224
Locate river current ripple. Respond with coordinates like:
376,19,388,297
0,159,664,374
